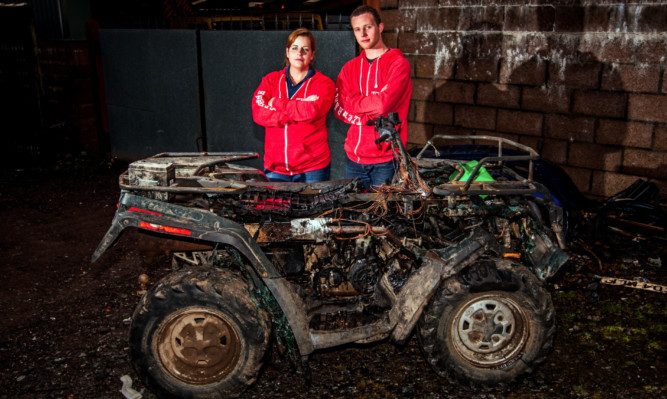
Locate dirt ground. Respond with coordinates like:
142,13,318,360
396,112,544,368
0,158,665,399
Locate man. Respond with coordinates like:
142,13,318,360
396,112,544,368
334,5,412,189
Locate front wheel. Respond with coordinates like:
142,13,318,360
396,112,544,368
129,266,271,398
418,259,555,385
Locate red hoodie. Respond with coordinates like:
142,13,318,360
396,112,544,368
252,68,335,175
334,48,412,164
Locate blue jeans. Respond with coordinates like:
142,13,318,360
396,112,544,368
264,164,330,183
346,159,396,190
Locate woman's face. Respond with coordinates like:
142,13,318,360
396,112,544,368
286,36,314,70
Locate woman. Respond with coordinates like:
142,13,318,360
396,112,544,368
252,28,335,182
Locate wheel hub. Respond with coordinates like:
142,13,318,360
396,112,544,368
157,308,241,385
452,294,527,367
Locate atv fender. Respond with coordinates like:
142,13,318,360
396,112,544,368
92,192,315,355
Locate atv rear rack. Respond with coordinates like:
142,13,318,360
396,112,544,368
120,152,264,194
415,135,541,197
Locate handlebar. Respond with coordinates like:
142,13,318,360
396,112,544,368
368,112,402,145
366,113,432,197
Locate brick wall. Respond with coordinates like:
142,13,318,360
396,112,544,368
381,0,666,198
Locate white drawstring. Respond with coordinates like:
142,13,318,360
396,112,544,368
358,57,363,94
365,62,371,95
304,77,312,97
374,56,379,89
288,74,311,99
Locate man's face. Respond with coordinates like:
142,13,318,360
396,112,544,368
351,13,384,50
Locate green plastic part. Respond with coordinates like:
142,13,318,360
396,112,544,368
449,160,495,183
449,160,495,198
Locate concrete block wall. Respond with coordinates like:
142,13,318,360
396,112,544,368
381,0,666,198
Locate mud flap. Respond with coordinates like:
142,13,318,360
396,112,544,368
91,208,130,263
390,229,494,343
524,223,569,280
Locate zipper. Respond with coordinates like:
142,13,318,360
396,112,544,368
284,124,290,173
282,73,313,174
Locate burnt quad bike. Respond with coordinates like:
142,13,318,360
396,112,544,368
93,113,569,398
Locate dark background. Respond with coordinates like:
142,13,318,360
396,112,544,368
0,0,362,178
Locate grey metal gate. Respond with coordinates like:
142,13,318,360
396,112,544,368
100,29,355,178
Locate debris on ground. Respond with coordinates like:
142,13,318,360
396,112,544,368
596,276,665,293
120,375,143,399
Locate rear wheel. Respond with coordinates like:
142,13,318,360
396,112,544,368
130,266,271,398
418,259,555,385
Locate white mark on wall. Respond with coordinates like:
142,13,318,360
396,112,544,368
396,9,416,33
549,49,568,81
405,2,665,79
501,32,548,76
433,36,462,76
